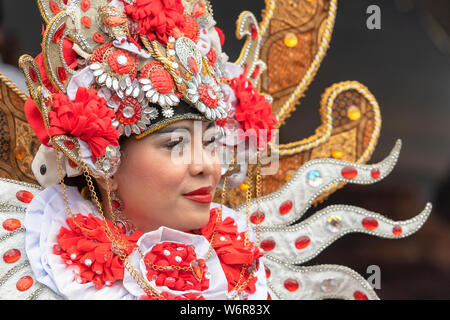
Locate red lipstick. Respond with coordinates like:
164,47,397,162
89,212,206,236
183,186,213,204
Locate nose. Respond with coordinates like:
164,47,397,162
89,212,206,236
188,133,218,177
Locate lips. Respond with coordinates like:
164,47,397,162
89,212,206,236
183,186,213,204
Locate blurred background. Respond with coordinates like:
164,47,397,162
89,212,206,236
0,0,449,299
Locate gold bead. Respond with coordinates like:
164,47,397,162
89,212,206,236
239,183,249,191
347,105,361,121
284,33,298,48
331,150,343,159
14,146,26,161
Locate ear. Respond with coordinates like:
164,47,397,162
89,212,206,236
95,175,119,193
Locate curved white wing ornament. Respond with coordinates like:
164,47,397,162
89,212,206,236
236,141,432,300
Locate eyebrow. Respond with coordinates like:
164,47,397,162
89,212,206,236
154,121,216,135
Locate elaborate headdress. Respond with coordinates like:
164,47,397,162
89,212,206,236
0,0,432,300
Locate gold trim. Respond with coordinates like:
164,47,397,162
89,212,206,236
275,0,338,128
0,72,29,102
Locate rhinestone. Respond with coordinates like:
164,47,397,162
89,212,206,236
321,278,337,293
16,276,33,291
284,278,299,292
102,161,111,172
122,106,135,118
171,62,179,69
306,169,323,187
16,190,34,203
326,215,342,233
393,225,402,236
284,33,298,47
353,291,368,300
84,259,92,266
294,236,310,250
176,247,184,251
116,54,128,66
347,105,361,121
250,211,265,224
260,238,276,251
205,272,211,279
279,200,293,215
3,249,21,263
362,217,378,230
220,236,226,241
3,218,21,231
105,281,112,286
163,250,170,256
331,150,343,159
341,166,358,179
70,253,77,260
371,168,381,179
174,256,182,263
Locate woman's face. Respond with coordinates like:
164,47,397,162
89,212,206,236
107,120,223,233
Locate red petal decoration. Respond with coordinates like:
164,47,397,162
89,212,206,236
16,190,34,203
284,278,299,292
188,56,199,75
16,276,33,291
3,218,21,231
93,32,105,44
265,266,271,279
63,140,75,150
260,238,275,252
198,84,218,108
49,0,60,14
81,0,90,12
3,249,21,263
193,3,206,17
294,236,311,250
250,24,258,39
341,166,358,179
251,65,261,79
279,200,293,215
250,211,265,224
150,68,174,94
81,16,92,28
183,16,200,43
68,158,78,168
362,217,378,230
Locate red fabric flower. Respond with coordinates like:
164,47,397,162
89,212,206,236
141,291,205,300
144,242,210,292
123,0,186,44
197,208,263,296
48,87,119,161
54,214,143,290
231,73,277,150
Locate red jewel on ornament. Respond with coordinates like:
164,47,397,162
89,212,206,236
49,0,60,14
250,211,265,224
198,84,218,108
193,2,206,17
58,67,67,83
371,168,381,179
260,238,276,252
353,291,368,300
63,140,75,150
53,24,66,43
16,276,33,292
81,0,90,12
81,16,91,28
93,32,105,44
294,236,311,250
28,67,38,82
265,266,271,279
68,158,78,168
393,225,402,236
362,217,378,230
108,50,134,74
341,166,358,179
3,249,21,263
149,67,174,94
251,65,261,79
16,190,34,203
284,278,299,292
279,200,293,215
250,24,258,39
3,218,21,231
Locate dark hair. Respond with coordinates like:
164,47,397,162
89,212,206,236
0,4,3,27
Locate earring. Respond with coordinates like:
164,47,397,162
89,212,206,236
110,191,137,235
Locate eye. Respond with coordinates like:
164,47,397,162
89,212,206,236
164,137,188,149
204,132,223,146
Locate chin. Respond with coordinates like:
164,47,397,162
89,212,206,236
178,207,211,232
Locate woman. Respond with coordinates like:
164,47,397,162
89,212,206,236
12,0,270,300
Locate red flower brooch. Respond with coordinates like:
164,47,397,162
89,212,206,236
54,214,143,290
231,73,277,150
123,0,186,44
48,87,119,162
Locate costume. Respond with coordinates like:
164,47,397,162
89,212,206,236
0,0,432,300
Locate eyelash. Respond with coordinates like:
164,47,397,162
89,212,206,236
164,135,219,149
